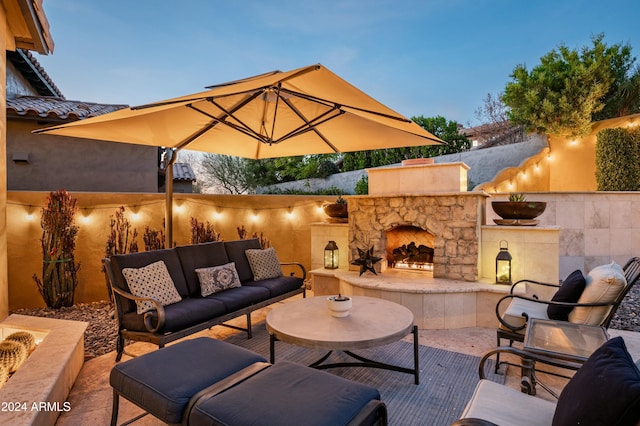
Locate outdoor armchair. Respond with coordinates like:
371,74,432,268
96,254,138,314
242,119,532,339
495,257,640,349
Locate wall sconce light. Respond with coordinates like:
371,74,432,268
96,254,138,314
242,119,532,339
24,205,35,221
324,241,339,269
495,240,512,285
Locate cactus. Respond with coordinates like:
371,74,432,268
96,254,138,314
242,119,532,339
508,192,527,202
5,331,36,352
0,341,28,373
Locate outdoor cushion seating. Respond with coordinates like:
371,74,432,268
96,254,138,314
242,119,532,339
453,336,640,426
103,238,306,361
110,337,387,426
495,257,640,348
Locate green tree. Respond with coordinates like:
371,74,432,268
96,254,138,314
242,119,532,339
200,153,255,194
341,115,470,171
503,34,637,138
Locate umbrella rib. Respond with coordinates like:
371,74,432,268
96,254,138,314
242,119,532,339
276,97,341,151
279,88,412,123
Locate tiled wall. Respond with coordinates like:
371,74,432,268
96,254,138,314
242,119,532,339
487,192,640,278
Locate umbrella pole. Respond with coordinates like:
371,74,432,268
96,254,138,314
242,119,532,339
164,148,177,248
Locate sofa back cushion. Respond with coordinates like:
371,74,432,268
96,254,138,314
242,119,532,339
569,262,627,325
175,242,230,297
224,239,262,283
109,249,189,314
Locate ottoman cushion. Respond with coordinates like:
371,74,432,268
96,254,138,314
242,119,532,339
110,337,266,424
189,360,381,426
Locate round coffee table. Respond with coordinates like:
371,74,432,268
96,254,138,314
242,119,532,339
266,295,419,384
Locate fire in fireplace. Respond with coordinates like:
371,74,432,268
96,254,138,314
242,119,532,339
385,225,435,272
391,242,434,271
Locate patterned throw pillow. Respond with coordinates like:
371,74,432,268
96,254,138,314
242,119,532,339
122,260,182,314
245,247,283,281
195,262,242,297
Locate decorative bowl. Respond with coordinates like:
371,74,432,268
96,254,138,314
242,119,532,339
491,201,547,220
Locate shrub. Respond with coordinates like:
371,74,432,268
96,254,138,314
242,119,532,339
190,217,221,244
595,128,640,190
355,175,368,195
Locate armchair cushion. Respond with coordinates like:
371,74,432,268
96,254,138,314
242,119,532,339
122,260,182,314
552,337,640,426
196,262,241,297
569,262,626,325
501,297,549,333
245,247,283,281
547,270,586,321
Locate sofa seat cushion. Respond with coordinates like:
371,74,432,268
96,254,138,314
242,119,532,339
205,285,270,312
569,262,627,325
189,360,381,426
110,337,267,424
500,297,549,333
122,298,228,333
460,379,556,426
122,260,183,314
243,275,304,298
553,336,640,425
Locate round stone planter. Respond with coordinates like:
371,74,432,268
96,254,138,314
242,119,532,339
323,203,348,222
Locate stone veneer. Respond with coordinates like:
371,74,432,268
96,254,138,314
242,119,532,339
348,192,488,281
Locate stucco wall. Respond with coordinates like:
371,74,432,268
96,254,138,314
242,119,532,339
1,11,9,318
8,192,332,309
7,120,159,192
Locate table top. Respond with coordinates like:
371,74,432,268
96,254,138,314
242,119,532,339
524,318,609,361
266,296,415,351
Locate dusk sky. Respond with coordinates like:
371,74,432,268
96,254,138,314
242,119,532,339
36,0,640,127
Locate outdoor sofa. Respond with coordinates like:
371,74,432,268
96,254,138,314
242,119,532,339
110,337,387,426
103,238,306,361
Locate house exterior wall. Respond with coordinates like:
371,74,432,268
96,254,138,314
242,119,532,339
1,9,9,319
7,120,159,192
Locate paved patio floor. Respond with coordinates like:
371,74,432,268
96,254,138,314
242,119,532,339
54,294,640,425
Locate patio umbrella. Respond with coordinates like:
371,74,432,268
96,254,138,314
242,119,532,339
35,64,444,245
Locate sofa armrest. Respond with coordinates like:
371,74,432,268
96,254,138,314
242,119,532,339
280,261,307,280
110,285,166,333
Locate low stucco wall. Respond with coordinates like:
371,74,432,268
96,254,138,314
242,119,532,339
8,192,333,309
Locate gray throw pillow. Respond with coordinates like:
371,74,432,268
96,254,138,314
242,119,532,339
122,260,182,314
245,247,283,281
196,262,242,297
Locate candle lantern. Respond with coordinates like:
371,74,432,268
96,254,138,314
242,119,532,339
324,241,339,269
495,240,512,284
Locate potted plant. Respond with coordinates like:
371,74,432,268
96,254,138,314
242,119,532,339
322,196,348,222
326,293,352,317
491,193,546,225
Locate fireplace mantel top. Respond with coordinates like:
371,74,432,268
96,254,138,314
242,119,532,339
347,191,490,200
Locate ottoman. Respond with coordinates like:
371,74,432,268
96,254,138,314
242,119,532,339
110,337,267,425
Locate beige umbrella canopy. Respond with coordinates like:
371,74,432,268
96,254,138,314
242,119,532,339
35,64,444,244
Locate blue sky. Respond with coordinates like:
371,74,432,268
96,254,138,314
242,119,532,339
36,0,640,126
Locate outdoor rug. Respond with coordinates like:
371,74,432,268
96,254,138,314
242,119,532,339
224,323,504,426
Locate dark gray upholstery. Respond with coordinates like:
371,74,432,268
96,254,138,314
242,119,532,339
110,338,386,426
189,360,383,426
223,238,261,283
110,338,266,424
175,242,230,297
104,238,306,361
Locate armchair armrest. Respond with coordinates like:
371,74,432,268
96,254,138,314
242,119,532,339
280,261,307,280
110,285,167,333
509,279,560,296
479,346,582,380
496,293,618,332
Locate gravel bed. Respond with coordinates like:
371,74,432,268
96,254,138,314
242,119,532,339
9,282,640,360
